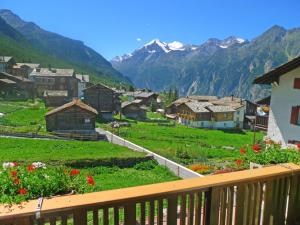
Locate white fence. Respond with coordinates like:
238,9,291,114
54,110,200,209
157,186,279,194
104,130,203,179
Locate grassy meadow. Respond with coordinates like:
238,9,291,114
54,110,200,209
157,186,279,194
101,120,264,169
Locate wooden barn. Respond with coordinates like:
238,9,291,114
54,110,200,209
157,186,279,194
43,90,70,107
45,99,98,132
83,83,121,121
121,101,147,120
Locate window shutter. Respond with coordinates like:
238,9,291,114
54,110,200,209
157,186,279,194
294,78,300,89
291,106,300,124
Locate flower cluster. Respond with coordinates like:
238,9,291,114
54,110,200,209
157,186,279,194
0,162,95,204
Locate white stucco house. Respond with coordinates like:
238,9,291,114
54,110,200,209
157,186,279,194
254,56,300,147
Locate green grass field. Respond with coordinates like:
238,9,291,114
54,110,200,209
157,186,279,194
0,100,47,133
101,121,264,168
0,137,178,190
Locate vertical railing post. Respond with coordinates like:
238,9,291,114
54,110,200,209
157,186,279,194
124,203,136,225
167,195,178,225
286,174,300,225
73,208,87,225
203,188,212,225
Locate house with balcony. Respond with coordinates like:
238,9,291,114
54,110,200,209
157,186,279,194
254,56,300,147
0,56,15,73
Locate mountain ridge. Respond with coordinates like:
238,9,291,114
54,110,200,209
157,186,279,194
112,25,300,100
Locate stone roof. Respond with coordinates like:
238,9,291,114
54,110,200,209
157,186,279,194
14,63,40,69
46,99,98,116
135,92,157,98
30,68,74,77
0,72,32,83
0,56,13,63
206,105,236,113
184,102,212,113
121,99,143,108
75,74,90,82
43,90,68,97
83,83,115,92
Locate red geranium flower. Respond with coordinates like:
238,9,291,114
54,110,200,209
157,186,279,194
252,144,261,153
86,175,95,186
10,170,17,177
12,162,18,167
13,178,20,185
27,165,35,172
236,159,243,167
18,188,27,195
70,169,80,176
297,143,300,150
240,148,246,154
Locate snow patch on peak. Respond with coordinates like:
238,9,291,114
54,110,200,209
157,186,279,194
144,39,170,53
168,41,185,51
236,38,245,43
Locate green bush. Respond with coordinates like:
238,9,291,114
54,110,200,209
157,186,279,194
134,160,158,170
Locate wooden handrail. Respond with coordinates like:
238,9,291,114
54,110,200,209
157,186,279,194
1,163,300,224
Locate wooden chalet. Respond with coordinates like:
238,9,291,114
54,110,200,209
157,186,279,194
11,63,40,78
0,72,34,99
83,83,121,121
45,99,98,132
121,100,147,120
43,90,70,107
29,68,78,98
134,92,158,108
0,56,15,73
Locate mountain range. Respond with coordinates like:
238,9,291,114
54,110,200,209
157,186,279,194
112,26,300,100
0,9,131,87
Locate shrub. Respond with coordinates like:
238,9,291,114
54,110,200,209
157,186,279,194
0,162,95,204
134,160,158,170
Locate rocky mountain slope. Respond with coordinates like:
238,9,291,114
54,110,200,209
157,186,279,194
112,26,300,100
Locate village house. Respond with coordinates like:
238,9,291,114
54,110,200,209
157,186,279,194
121,100,147,120
177,102,212,128
134,92,159,109
75,74,91,98
83,83,121,121
165,95,218,115
0,56,15,73
254,56,300,147
43,90,70,107
29,68,78,98
0,72,35,99
11,63,40,78
255,96,271,131
206,105,236,129
45,99,98,132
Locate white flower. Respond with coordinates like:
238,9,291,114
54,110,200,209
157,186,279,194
2,162,16,170
32,162,46,169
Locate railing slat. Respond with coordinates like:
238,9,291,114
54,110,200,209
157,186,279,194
219,188,227,225
73,208,87,225
157,199,164,225
167,195,178,225
124,203,136,225
247,183,255,225
287,174,300,225
114,207,119,225
203,190,212,225
195,192,202,225
187,193,194,225
149,200,155,225
92,209,99,225
61,214,68,225
140,202,146,225
103,207,109,225
210,188,221,225
235,184,246,225
263,180,274,225
180,194,187,225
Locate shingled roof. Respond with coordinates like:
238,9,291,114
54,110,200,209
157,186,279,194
46,99,98,116
30,68,74,77
184,102,212,113
253,55,300,84
206,105,236,113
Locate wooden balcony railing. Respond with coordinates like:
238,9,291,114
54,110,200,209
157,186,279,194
255,115,269,130
1,163,300,225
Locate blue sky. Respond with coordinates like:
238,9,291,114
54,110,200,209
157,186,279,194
1,0,300,59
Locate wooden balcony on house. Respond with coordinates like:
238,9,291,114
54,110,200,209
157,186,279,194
1,163,300,225
255,115,269,131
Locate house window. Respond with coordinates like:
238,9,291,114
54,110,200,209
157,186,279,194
290,106,300,125
84,118,91,123
224,113,227,118
294,78,300,89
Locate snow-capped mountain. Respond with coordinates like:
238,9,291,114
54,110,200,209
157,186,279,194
111,26,300,100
